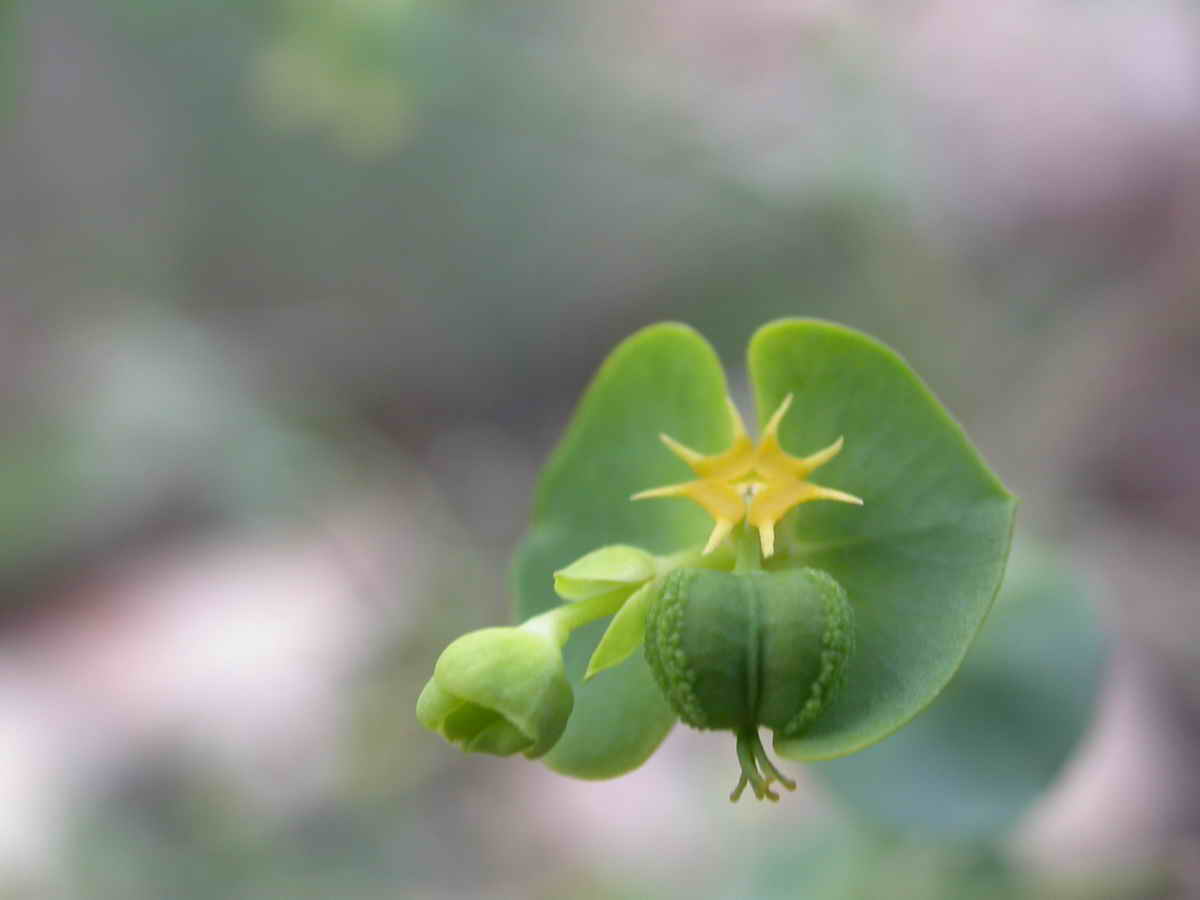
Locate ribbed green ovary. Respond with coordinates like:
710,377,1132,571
644,569,711,728
645,568,854,736
766,568,855,737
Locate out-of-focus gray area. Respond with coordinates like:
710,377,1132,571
2,0,1200,896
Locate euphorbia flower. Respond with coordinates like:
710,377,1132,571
419,319,1016,799
633,393,863,557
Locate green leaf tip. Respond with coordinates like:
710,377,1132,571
584,578,661,681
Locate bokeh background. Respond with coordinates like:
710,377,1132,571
3,0,1200,897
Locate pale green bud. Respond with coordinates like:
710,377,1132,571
416,626,573,759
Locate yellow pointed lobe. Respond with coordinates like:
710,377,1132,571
632,394,862,557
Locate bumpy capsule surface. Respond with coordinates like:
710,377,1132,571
645,567,855,737
644,565,855,801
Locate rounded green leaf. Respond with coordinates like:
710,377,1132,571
810,541,1107,837
511,323,733,778
748,319,1017,761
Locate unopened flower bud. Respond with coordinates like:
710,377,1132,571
417,626,574,759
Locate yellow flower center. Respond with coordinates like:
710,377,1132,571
632,395,862,558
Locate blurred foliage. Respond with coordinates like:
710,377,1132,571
0,315,344,600
66,768,1167,900
812,540,1108,838
740,821,1166,900
42,0,1025,434
70,770,461,900
249,0,424,156
0,0,13,115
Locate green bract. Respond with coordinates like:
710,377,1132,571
750,322,1015,763
420,319,1017,801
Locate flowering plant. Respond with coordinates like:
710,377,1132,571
419,319,1015,800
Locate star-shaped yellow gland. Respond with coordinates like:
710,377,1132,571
632,395,863,558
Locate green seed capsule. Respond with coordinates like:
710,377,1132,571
644,566,855,801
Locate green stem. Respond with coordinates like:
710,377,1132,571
522,586,631,647
733,522,762,574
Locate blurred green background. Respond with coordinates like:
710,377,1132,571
3,0,1200,897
